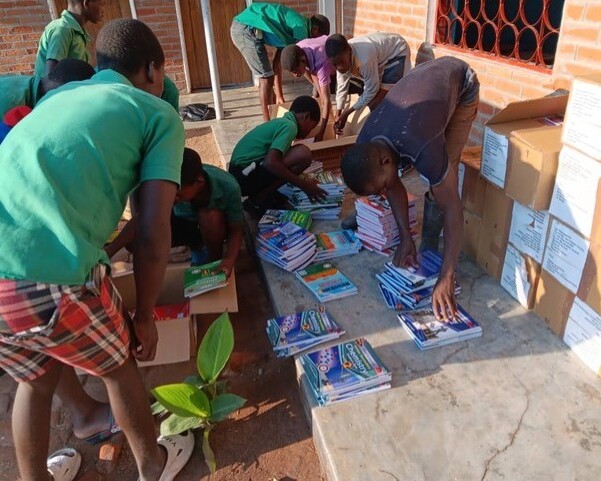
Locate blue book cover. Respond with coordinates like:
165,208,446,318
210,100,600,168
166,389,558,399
296,262,357,302
257,222,312,252
266,309,341,349
384,250,443,288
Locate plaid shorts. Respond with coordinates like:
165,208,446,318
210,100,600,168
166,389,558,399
0,265,130,382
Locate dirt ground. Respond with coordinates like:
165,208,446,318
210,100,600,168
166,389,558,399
186,127,224,168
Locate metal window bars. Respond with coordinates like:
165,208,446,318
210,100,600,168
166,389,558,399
435,0,564,69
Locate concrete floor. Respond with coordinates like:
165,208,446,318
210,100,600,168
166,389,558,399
186,84,601,481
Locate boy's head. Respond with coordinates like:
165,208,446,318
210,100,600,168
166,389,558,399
281,45,308,78
43,59,95,92
176,148,208,202
309,14,330,37
289,95,320,139
68,0,103,24
325,34,352,73
96,18,165,97
341,141,399,195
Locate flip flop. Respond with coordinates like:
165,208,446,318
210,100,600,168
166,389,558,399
47,448,81,481
158,430,195,481
82,405,122,445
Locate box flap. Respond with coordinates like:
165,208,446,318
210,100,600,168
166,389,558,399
486,95,568,126
307,135,357,152
511,126,563,153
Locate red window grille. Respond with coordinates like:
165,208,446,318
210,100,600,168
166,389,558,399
435,0,565,70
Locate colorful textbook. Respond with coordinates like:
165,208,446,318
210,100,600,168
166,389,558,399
266,308,344,357
295,262,358,302
375,250,445,295
184,260,227,298
314,230,362,262
280,182,345,220
258,209,312,232
256,221,316,272
299,338,392,406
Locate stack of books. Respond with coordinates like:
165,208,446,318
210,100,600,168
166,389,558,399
295,262,358,302
299,338,392,406
355,194,417,254
282,183,345,220
184,260,228,298
256,222,316,272
309,169,345,186
379,281,461,311
258,209,312,232
397,305,482,350
314,230,362,262
266,308,344,357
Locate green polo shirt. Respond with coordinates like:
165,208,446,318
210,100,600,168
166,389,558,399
173,165,243,224
162,76,180,111
0,75,43,117
0,69,184,285
229,111,299,168
234,3,310,47
34,10,90,76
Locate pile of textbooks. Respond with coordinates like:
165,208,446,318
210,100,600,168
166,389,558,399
281,183,345,220
184,260,228,297
355,194,417,254
299,337,392,406
379,281,461,311
397,305,482,350
266,308,344,357
295,262,358,302
256,222,316,272
258,209,312,232
314,230,362,262
309,169,346,186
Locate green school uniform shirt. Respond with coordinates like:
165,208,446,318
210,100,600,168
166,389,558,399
234,2,310,48
0,75,43,117
162,76,180,111
0,69,184,285
229,111,299,168
173,165,243,224
34,10,90,76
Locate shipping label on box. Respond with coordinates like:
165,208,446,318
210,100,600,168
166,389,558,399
508,202,550,264
563,76,601,161
482,127,509,188
542,220,590,294
501,243,539,309
564,297,601,376
549,146,601,239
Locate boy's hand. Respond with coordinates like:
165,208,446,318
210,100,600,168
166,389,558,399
213,258,235,278
393,238,418,268
131,312,158,361
301,178,328,201
334,109,351,134
431,274,458,322
314,132,324,142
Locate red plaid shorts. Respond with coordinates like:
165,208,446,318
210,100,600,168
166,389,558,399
0,265,130,382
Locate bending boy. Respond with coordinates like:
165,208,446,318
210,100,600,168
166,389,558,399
231,2,330,121
340,57,479,321
326,32,411,133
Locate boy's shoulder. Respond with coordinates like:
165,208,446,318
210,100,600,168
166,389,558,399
205,165,241,193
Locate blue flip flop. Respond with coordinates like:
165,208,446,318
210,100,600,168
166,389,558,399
82,406,122,445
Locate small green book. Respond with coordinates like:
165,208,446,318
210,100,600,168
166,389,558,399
184,260,227,298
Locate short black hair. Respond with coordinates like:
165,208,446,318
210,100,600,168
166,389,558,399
310,14,330,36
340,142,381,194
181,148,206,186
96,19,165,75
290,95,320,122
325,34,350,59
281,45,305,72
47,59,95,84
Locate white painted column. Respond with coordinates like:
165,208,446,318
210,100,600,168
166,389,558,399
319,0,337,33
200,0,224,120
128,0,138,19
175,0,193,93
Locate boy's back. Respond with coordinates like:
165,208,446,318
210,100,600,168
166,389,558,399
0,75,42,116
0,69,184,285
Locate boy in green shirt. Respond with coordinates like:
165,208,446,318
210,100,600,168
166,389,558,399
228,95,326,214
231,2,330,121
0,18,193,481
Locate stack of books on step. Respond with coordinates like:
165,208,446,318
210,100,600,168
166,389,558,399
304,160,323,174
184,260,228,298
256,222,316,272
314,230,362,262
299,337,391,406
355,194,417,254
397,305,482,350
282,183,345,220
295,262,358,302
266,308,344,357
309,169,346,186
379,281,461,311
258,209,312,232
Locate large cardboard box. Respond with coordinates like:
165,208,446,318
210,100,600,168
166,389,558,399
507,202,551,264
563,298,601,377
462,211,481,259
505,126,563,210
476,185,513,279
481,95,568,189
534,270,573,336
501,243,541,310
562,73,601,161
459,147,488,217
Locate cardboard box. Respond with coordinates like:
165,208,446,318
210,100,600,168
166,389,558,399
307,136,357,171
459,160,488,217
501,243,541,309
481,94,568,189
476,185,513,279
534,270,573,337
462,211,481,259
505,126,563,210
563,297,601,377
549,146,601,241
507,202,551,264
562,73,601,161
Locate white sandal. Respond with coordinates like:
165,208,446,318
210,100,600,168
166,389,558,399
47,448,81,481
158,430,195,481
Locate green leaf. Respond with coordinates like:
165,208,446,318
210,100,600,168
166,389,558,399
215,380,229,395
202,428,217,474
151,383,211,418
197,312,234,383
160,413,204,436
183,374,205,387
151,400,167,416
210,394,246,422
